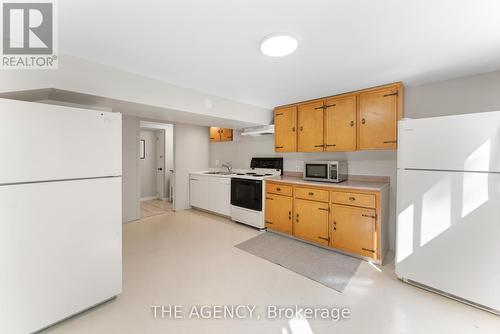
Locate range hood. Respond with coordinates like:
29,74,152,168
240,124,275,136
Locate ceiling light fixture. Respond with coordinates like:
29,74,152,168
260,33,298,57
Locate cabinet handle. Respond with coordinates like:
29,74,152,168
362,214,376,219
275,146,284,149
314,106,325,110
361,118,366,125
210,137,215,139
296,213,299,223
318,207,329,212
275,112,283,116
266,197,273,200
276,188,281,191
288,211,292,220
318,236,330,242
300,126,303,131
324,104,336,109
314,144,324,148
383,140,397,144
326,144,336,147
308,192,314,196
383,92,398,97
266,221,274,225
333,221,337,226
350,121,354,127
362,248,376,253
349,197,356,201
333,227,337,231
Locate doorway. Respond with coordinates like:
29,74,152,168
139,121,174,218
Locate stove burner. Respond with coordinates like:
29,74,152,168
264,173,273,176
236,173,245,175
246,172,257,175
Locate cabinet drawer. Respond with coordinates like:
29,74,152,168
295,187,329,202
331,191,376,208
266,182,293,196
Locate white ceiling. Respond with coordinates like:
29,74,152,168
60,0,500,108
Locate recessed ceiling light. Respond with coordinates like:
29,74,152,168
260,34,298,57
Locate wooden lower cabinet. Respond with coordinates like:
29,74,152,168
265,181,387,263
330,204,377,258
293,199,330,246
265,194,293,234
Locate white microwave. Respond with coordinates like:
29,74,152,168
303,161,348,183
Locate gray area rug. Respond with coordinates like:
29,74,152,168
235,232,361,293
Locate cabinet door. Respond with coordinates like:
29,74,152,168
324,95,357,152
209,127,221,142
293,199,330,246
331,204,377,257
209,177,231,215
190,176,208,209
265,194,293,234
274,106,297,152
358,86,400,150
298,101,325,152
220,128,233,142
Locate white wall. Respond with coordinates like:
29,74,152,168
405,69,500,118
174,124,210,210
210,69,500,251
165,125,174,199
122,115,140,222
0,54,272,127
139,130,158,198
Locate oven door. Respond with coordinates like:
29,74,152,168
304,163,329,180
231,178,262,211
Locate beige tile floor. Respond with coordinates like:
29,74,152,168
44,210,500,334
141,199,173,218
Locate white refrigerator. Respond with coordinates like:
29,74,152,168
0,98,123,333
396,111,500,314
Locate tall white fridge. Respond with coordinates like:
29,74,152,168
396,111,500,314
0,98,123,333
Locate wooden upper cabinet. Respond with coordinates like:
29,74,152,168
324,95,357,152
265,194,293,234
210,127,232,142
220,128,233,142
293,199,330,246
297,101,325,152
210,127,220,142
331,204,377,258
358,84,402,150
274,106,297,152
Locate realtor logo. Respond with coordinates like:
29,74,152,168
1,0,58,69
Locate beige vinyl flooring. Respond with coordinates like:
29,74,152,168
44,209,500,334
141,199,173,218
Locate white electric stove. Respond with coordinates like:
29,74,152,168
230,157,283,229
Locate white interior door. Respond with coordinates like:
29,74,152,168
156,130,166,199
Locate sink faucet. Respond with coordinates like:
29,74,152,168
221,162,232,173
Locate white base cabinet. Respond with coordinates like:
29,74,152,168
189,174,231,216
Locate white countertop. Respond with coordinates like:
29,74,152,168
266,175,389,191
